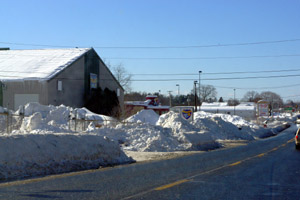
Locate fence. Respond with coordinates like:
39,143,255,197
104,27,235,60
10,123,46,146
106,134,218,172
0,112,145,134
0,112,25,134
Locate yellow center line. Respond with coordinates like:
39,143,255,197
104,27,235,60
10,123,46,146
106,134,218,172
155,179,191,191
288,139,294,143
153,139,292,192
123,138,294,199
256,153,265,157
228,161,242,166
271,147,279,152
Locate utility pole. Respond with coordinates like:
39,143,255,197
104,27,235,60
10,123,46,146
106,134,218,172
198,70,202,111
194,81,198,112
167,91,172,107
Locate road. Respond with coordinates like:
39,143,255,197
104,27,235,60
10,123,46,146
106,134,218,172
0,126,299,200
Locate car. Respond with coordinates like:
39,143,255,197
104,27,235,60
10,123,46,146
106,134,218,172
295,128,300,149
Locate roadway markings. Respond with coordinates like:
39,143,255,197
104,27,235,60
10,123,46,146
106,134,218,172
228,161,242,166
256,153,265,158
155,179,191,191
132,137,294,195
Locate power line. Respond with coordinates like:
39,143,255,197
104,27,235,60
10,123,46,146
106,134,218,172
129,68,300,76
1,38,300,49
129,74,300,81
213,83,300,90
1,68,299,76
1,50,300,61
2,73,300,82
105,54,300,60
282,94,300,99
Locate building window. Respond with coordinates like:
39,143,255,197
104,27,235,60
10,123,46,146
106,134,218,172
117,88,120,97
58,81,63,91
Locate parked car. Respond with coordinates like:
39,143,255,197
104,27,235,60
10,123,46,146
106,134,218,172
295,128,300,149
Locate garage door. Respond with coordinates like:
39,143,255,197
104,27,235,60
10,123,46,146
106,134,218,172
14,94,39,110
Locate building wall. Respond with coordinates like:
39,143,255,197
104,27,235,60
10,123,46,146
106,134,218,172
2,80,48,110
47,56,85,108
98,57,124,109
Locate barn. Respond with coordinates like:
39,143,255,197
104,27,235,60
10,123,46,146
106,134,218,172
0,48,124,111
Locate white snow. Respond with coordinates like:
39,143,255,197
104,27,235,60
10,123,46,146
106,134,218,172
124,109,159,125
0,103,133,181
0,133,132,181
0,48,90,81
0,103,295,181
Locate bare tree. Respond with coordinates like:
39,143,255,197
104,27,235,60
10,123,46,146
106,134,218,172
259,91,283,110
191,84,217,103
110,63,132,93
242,91,260,102
200,85,217,102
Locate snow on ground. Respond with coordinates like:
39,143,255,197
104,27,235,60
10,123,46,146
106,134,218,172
0,103,133,181
124,109,159,126
0,133,133,181
0,103,295,181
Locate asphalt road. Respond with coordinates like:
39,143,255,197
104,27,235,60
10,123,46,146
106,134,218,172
0,126,298,200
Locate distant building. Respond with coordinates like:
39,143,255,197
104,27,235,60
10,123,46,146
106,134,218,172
200,102,257,120
125,95,169,115
0,48,124,110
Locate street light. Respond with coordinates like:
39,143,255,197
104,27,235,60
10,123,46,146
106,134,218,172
194,81,198,112
199,71,202,110
176,84,180,95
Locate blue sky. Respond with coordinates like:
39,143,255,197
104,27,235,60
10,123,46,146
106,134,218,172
1,0,300,101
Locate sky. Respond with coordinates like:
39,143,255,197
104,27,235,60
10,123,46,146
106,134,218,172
1,0,300,102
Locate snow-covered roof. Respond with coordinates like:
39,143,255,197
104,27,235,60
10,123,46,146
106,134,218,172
0,48,91,81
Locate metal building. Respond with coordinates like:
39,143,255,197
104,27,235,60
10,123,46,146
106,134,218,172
0,48,124,110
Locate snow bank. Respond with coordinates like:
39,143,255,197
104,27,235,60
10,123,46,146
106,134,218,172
0,133,133,181
193,111,271,138
0,103,293,181
13,103,117,133
0,103,134,181
124,109,159,125
158,111,254,141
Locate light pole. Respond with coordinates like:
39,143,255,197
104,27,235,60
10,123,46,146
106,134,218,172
194,81,198,112
199,71,202,110
176,84,180,95
234,88,236,115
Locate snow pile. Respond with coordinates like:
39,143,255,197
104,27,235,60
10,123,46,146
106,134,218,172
193,111,271,138
95,124,190,152
124,109,159,125
14,103,116,133
0,133,133,181
86,109,292,152
0,102,293,181
0,103,135,181
158,111,254,141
